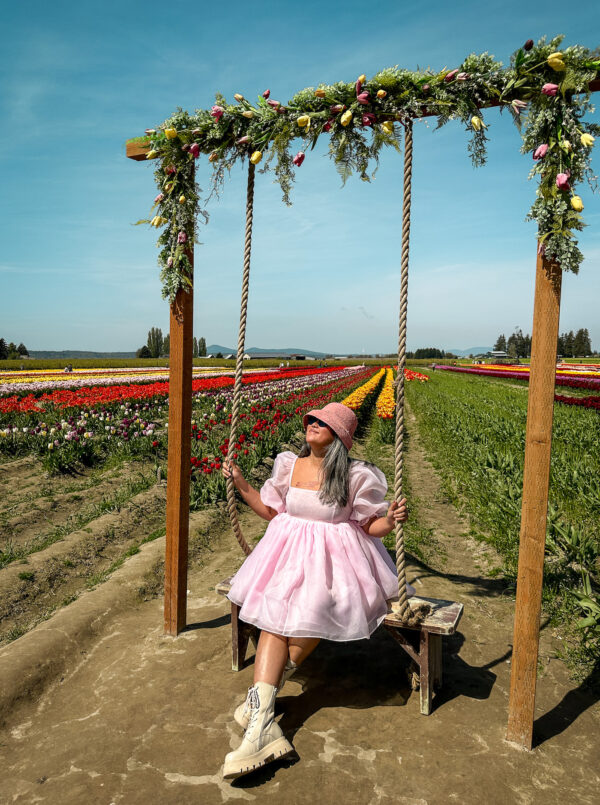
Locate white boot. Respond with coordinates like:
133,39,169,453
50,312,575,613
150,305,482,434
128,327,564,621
223,681,294,780
234,660,297,730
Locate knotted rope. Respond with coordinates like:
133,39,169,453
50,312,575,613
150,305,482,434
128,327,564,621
390,119,430,626
225,161,256,557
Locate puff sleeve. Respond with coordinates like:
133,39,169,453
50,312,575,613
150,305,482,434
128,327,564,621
259,451,296,514
349,461,389,526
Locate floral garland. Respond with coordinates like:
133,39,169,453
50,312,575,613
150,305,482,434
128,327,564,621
130,35,599,302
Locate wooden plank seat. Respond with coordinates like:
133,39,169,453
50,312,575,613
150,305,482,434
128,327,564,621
216,576,463,715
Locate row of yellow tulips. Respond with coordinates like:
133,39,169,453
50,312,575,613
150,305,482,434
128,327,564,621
375,368,395,420
341,368,386,411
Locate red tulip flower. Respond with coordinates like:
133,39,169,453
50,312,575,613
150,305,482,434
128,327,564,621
263,89,270,98
357,91,370,105
533,143,548,160
210,105,225,120
292,151,305,166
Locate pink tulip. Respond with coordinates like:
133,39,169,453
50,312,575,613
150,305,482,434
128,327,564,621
357,91,370,105
323,119,334,132
456,72,469,81
355,78,363,95
189,143,200,158
511,99,527,114
277,105,287,114
445,69,459,82
236,135,250,145
556,172,570,191
330,104,344,113
267,99,281,108
542,83,559,96
292,151,305,167
361,112,376,127
177,231,187,244
210,105,224,120
262,89,270,98
154,193,164,203
533,144,548,160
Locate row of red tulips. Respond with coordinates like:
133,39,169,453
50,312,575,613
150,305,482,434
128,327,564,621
0,367,342,414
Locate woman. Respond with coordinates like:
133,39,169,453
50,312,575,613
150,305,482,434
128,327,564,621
221,401,411,780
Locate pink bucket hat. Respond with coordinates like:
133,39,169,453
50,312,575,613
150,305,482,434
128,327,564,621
302,402,358,450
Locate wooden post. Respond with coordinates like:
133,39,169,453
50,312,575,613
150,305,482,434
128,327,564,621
506,249,562,749
163,248,194,636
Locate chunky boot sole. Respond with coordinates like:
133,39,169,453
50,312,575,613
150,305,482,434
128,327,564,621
222,736,294,780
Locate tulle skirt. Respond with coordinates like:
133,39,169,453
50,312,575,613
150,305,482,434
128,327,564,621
227,513,410,641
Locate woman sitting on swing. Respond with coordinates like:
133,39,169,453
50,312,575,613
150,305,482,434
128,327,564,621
221,401,412,780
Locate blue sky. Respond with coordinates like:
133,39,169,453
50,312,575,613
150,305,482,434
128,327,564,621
1,0,599,355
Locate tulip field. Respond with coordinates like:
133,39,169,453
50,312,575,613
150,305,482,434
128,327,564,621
0,363,384,643
405,367,600,671
2,357,598,670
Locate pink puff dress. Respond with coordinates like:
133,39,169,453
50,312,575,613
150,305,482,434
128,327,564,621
227,451,414,642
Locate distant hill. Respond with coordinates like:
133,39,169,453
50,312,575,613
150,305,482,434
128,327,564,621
207,345,337,357
445,347,493,356
29,350,137,359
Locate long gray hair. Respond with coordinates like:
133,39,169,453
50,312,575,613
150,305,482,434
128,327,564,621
297,435,353,508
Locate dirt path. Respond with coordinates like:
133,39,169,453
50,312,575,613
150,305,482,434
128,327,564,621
1,430,599,804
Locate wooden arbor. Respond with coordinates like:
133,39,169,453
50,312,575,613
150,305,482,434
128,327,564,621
125,78,598,751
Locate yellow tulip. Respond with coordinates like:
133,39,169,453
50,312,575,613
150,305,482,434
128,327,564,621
571,196,584,212
340,110,353,127
164,128,178,139
250,151,262,164
581,133,595,147
377,89,387,99
547,52,565,71
358,74,366,84
381,120,394,135
297,115,310,128
242,110,254,118
234,93,244,102
145,150,159,160
314,89,326,98
179,195,186,204
151,216,168,227
470,115,485,131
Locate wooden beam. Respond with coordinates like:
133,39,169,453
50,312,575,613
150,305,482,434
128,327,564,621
506,250,562,750
163,249,194,636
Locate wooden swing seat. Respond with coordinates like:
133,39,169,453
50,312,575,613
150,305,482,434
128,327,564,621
215,575,463,715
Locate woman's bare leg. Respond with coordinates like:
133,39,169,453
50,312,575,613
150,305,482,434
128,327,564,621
288,637,320,666
253,631,288,686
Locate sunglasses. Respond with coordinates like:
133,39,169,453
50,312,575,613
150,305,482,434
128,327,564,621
306,415,330,428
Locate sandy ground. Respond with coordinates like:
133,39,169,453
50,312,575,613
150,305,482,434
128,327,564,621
1,428,599,804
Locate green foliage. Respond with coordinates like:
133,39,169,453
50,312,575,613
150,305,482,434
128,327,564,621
406,368,600,673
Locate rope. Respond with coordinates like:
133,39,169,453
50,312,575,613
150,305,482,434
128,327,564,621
391,119,429,627
225,161,256,557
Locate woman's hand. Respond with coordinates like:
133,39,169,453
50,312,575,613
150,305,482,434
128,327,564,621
386,498,408,525
222,457,244,487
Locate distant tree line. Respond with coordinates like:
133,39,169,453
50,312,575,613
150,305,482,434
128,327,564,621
406,348,449,359
0,338,29,360
494,327,594,358
136,329,207,359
